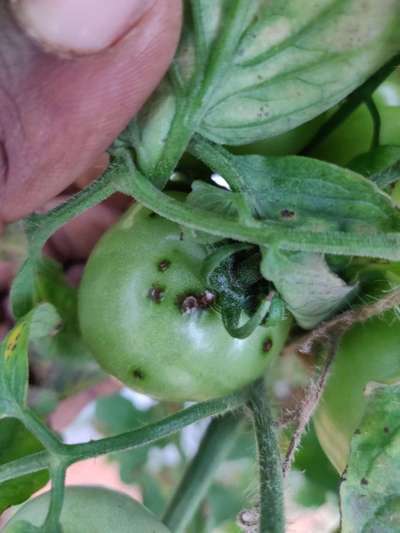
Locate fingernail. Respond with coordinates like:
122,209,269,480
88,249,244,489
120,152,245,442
10,0,156,56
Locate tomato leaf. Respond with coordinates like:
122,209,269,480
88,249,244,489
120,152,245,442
227,153,400,233
340,382,400,533
127,0,400,181
261,247,355,329
348,145,400,189
0,419,48,514
0,304,60,417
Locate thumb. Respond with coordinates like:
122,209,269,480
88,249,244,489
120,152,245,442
0,0,181,222
11,0,156,56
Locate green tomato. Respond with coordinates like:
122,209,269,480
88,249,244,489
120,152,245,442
231,114,326,156
3,486,170,533
313,311,400,475
78,203,289,402
310,72,400,166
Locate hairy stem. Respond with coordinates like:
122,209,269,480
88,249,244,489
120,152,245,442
117,153,400,260
291,286,400,357
163,412,243,532
0,389,249,484
248,380,285,533
281,286,400,474
282,338,338,476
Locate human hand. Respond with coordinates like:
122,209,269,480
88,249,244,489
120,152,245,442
0,0,182,222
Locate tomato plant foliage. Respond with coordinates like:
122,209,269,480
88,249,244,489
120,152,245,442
1,1,400,532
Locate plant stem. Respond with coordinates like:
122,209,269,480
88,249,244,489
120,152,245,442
303,53,400,153
188,135,243,191
43,463,66,533
282,338,338,476
152,0,250,187
69,389,247,461
118,154,400,260
18,408,65,455
25,162,117,257
163,412,243,532
248,380,285,533
365,96,381,150
1,391,248,484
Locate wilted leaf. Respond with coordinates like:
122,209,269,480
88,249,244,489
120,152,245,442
261,247,355,328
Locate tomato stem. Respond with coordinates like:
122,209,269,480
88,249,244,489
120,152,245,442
247,379,285,533
162,412,243,532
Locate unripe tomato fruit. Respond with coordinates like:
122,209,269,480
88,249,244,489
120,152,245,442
313,311,400,475
3,486,171,532
78,203,289,402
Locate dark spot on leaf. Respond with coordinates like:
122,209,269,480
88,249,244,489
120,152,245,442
361,478,369,486
158,259,171,272
262,338,273,352
148,212,158,219
280,208,296,219
132,368,145,380
354,428,361,435
384,426,390,433
179,231,184,241
148,285,165,303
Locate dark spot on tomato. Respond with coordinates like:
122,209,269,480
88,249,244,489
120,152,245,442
158,259,171,272
354,428,361,435
132,368,145,380
181,295,199,314
177,291,216,314
148,285,165,303
262,338,273,352
384,426,390,433
198,290,216,308
360,478,368,486
280,208,296,219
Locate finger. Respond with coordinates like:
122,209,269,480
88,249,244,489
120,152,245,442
0,0,182,222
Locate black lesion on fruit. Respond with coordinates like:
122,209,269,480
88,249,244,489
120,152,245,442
132,368,145,380
262,338,273,353
177,290,216,314
148,285,165,303
158,259,171,272
280,208,296,220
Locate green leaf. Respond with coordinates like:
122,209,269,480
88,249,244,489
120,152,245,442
0,419,48,514
0,304,60,417
340,382,400,533
261,247,355,329
11,257,91,359
348,145,400,189
187,181,239,219
128,0,400,179
228,153,400,234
